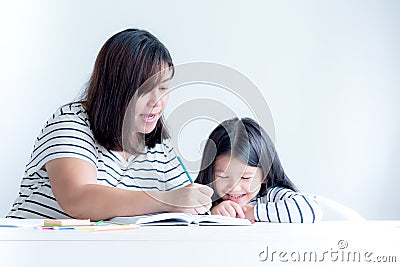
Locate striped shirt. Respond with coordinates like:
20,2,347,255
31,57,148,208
7,103,191,219
250,187,323,223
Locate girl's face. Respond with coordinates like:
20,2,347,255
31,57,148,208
214,154,264,206
134,70,171,134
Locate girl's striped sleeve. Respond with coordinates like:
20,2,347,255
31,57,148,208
254,187,323,223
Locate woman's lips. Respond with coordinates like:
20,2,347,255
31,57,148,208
140,113,158,123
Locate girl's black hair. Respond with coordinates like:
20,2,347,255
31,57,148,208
196,117,298,205
81,28,173,152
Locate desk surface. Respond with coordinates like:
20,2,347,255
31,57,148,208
1,219,399,267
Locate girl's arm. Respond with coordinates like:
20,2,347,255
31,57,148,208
246,187,323,223
46,157,212,221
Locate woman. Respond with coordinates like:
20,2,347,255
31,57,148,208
7,29,212,220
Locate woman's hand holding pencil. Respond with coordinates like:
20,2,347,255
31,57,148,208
173,155,213,214
162,183,213,215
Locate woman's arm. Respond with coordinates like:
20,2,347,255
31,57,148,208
46,158,213,221
245,187,323,223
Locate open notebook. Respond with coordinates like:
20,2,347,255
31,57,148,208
108,212,252,226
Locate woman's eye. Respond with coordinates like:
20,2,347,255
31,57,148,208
160,87,169,91
216,175,229,179
241,177,253,180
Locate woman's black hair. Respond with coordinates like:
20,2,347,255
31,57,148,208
196,117,298,205
81,28,173,152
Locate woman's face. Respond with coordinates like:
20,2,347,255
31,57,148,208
134,70,171,134
214,154,264,206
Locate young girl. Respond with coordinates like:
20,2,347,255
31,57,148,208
7,29,212,220
196,117,322,223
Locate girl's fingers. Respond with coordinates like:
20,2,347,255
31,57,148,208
230,202,245,218
220,206,232,217
224,203,238,217
213,201,249,218
219,205,230,216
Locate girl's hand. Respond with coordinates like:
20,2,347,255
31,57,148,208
163,183,213,215
243,204,255,221
210,200,246,218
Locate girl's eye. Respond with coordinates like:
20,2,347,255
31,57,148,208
216,175,229,179
160,87,169,91
241,177,253,180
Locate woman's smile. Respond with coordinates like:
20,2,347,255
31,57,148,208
140,113,159,123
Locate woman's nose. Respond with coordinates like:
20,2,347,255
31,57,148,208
146,90,162,107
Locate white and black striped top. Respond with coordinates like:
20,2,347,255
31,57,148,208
7,103,191,219
249,187,323,223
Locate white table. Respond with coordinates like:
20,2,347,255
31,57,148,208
0,219,399,267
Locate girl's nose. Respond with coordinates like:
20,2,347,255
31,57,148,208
228,179,243,192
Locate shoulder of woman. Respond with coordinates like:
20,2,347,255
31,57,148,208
52,102,89,125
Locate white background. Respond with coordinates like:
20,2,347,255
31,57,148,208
0,0,399,219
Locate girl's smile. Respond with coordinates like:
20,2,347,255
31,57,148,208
226,193,246,203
